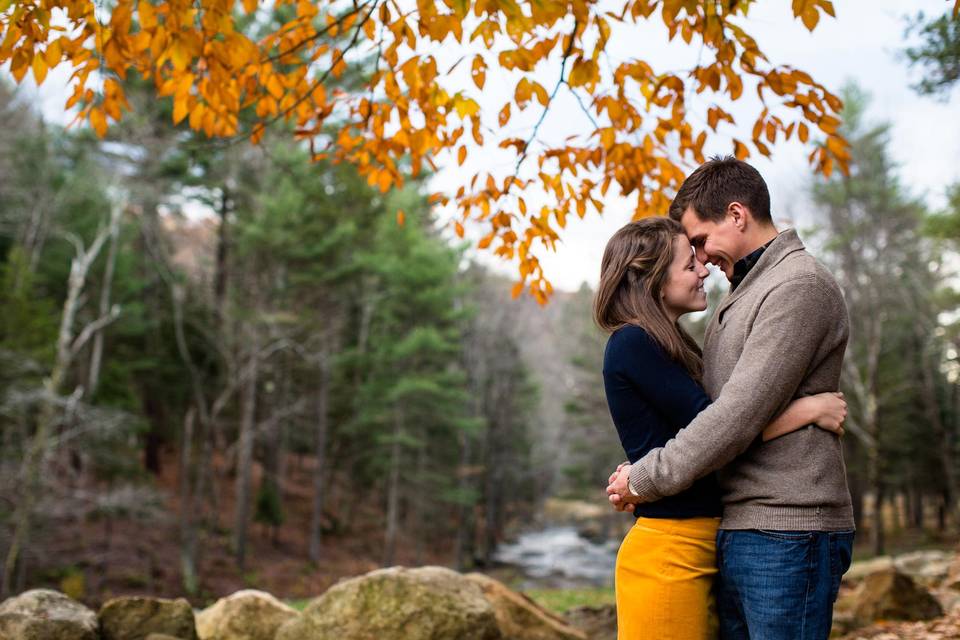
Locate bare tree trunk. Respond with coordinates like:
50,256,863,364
234,333,260,570
454,428,476,570
382,407,403,567
214,187,230,322
308,346,332,564
2,212,120,595
179,407,199,595
87,203,122,398
412,443,426,566
916,339,960,528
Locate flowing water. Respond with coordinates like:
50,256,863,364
492,526,620,589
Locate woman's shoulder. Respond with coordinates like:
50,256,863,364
606,324,667,361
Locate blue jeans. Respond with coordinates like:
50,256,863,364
716,529,855,640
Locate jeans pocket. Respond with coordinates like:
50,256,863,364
754,529,814,542
829,530,855,602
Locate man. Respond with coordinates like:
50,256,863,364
607,156,855,640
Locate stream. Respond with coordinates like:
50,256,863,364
491,525,620,589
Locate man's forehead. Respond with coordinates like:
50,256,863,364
679,207,710,237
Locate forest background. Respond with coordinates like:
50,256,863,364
0,0,959,610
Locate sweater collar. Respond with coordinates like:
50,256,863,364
716,229,804,312
730,237,775,292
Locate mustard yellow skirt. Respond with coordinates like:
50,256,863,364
615,516,720,640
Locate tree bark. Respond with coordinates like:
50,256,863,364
382,407,403,567
308,345,332,564
233,333,260,570
2,214,119,595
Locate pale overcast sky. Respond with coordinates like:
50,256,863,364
15,0,960,292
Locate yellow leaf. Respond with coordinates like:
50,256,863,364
498,102,510,127
189,103,205,129
169,39,190,72
267,74,284,100
568,58,599,88
454,221,464,237
32,55,47,85
514,78,532,107
478,233,493,249
243,0,258,13
44,40,62,68
511,282,524,298
396,209,405,226
733,139,750,160
798,122,809,143
457,145,467,166
531,81,549,106
454,96,480,118
471,55,486,90
173,96,189,124
89,107,108,138
140,1,157,29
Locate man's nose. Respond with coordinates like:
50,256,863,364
695,247,709,264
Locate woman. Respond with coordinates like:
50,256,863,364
593,218,846,640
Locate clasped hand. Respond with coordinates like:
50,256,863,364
606,462,639,512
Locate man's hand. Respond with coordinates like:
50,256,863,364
606,462,639,512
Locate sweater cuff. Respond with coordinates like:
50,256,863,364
628,462,662,502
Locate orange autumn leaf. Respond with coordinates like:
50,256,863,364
0,0,848,303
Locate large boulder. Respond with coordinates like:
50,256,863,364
562,605,616,640
98,596,197,640
841,556,894,586
196,590,298,640
0,589,98,640
465,573,586,640
848,568,943,628
943,552,960,592
276,566,500,640
893,550,954,588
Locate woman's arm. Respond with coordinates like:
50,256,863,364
761,392,846,442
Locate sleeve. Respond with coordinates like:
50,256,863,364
628,276,843,502
608,327,712,426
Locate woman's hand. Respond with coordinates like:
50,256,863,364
606,463,638,512
810,391,846,437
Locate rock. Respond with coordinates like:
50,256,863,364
894,550,954,588
562,605,616,640
943,553,960,592
849,568,943,628
542,499,607,524
99,596,197,640
276,566,500,640
842,556,894,585
196,590,298,640
465,573,586,640
0,589,98,640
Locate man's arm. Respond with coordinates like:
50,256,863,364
626,275,845,502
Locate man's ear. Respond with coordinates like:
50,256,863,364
727,202,749,231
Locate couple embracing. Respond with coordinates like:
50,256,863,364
595,157,855,639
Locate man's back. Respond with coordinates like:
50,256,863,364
702,229,854,530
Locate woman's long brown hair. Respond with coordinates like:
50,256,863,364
592,217,704,380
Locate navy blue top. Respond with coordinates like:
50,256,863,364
603,325,722,518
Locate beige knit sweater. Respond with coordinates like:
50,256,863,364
628,229,855,531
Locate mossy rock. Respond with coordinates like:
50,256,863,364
0,589,98,640
196,590,298,640
276,566,500,640
850,568,943,628
99,596,197,640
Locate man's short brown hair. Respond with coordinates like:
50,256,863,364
668,156,772,224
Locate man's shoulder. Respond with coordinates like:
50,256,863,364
765,248,844,303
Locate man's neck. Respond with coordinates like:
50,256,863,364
737,225,779,261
